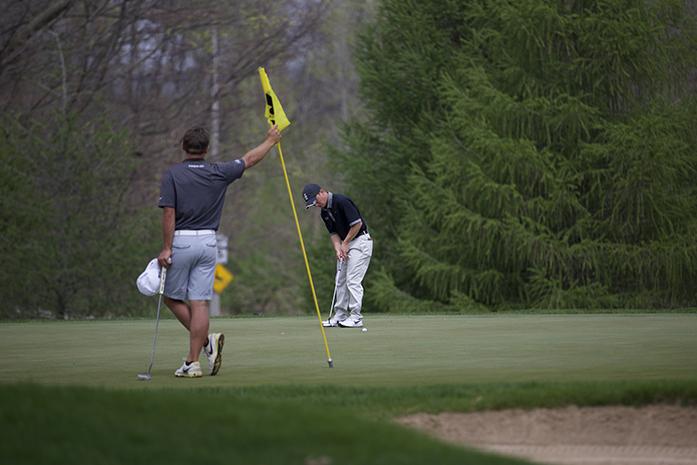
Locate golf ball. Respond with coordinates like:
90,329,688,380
361,328,368,332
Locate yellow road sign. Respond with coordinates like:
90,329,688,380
214,264,234,294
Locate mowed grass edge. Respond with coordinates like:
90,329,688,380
209,378,697,417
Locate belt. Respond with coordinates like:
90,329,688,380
352,231,370,240
174,230,216,236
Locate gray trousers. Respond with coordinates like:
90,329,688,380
333,233,373,320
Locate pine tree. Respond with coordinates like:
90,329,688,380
337,0,697,310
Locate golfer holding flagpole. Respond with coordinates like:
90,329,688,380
157,125,281,378
303,184,373,328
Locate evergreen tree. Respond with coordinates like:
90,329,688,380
337,0,697,310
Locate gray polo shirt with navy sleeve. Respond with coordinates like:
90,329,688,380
158,158,245,230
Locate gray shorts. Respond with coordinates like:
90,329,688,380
164,231,217,301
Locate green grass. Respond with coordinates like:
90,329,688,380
1,383,530,465
2,314,696,388
2,314,697,464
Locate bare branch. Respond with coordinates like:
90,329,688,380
49,31,68,115
0,0,75,70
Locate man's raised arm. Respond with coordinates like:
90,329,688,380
242,125,282,169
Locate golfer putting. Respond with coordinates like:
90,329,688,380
303,184,373,328
157,125,281,378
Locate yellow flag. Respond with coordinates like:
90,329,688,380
258,67,291,131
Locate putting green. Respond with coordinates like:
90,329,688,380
2,314,696,389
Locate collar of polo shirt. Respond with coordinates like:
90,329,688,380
326,192,334,209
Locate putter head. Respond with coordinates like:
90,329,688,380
327,359,334,368
136,373,152,381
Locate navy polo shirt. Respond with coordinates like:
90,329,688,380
158,158,245,230
320,193,368,241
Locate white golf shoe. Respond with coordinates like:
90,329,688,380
322,314,347,327
202,333,224,376
338,316,363,328
174,360,202,378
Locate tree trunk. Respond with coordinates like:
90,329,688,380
210,25,221,160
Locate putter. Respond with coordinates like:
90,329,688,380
327,259,343,321
137,266,167,381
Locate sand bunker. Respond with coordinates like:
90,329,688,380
398,405,697,465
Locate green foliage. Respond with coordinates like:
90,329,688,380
0,114,158,318
222,249,311,315
338,0,697,310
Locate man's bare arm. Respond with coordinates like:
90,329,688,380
342,221,363,244
158,207,175,267
330,233,343,260
242,125,281,169
340,221,362,258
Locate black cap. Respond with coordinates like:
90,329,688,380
302,183,321,208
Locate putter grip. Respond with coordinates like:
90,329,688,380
159,268,167,295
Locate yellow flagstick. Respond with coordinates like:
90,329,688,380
276,142,334,367
258,67,333,368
